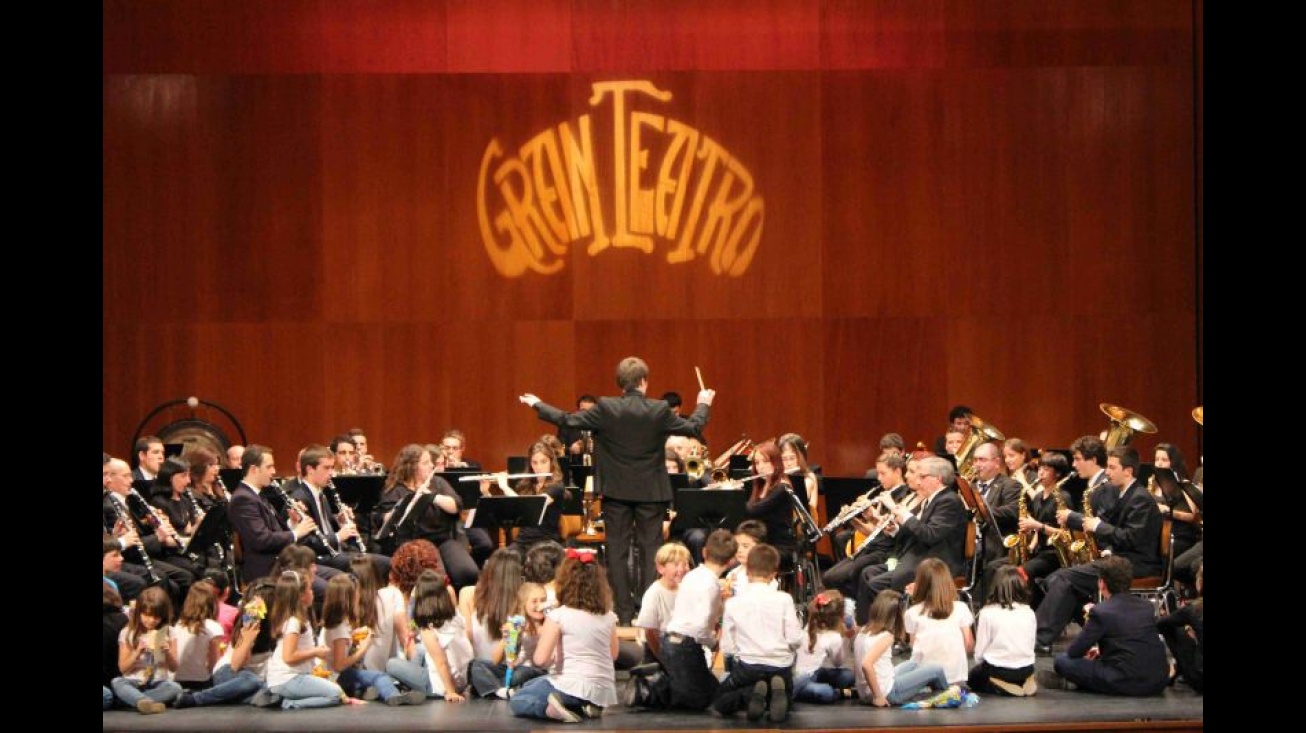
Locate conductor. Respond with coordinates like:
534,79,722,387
520,356,714,624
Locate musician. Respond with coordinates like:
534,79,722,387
986,452,1075,608
1150,443,1203,568
373,443,479,590
520,356,713,624
1002,438,1038,489
329,434,362,475
509,441,567,553
103,457,193,602
852,456,967,624
558,394,598,458
1069,435,1113,516
779,434,820,520
1036,446,1162,653
742,441,798,559
284,443,392,578
932,405,974,455
132,435,165,481
149,457,201,538
971,442,1023,566
943,428,966,458
224,444,244,470
226,444,330,592
347,427,385,473
186,447,226,509
440,429,483,471
822,451,912,598
661,391,684,416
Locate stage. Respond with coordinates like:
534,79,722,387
103,654,1202,733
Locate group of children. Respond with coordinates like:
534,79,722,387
104,521,1200,721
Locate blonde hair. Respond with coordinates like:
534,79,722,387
655,542,691,566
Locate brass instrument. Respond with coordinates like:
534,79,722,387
711,436,755,472
684,440,708,481
1192,406,1203,426
1099,403,1158,449
1068,480,1102,564
1002,489,1032,566
955,414,1006,481
1045,474,1077,568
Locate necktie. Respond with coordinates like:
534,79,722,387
318,491,337,548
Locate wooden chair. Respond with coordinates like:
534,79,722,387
1129,517,1177,615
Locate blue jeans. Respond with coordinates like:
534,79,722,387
509,676,588,719
794,666,856,703
111,677,183,707
269,674,343,709
386,657,432,696
189,665,264,706
887,660,950,706
102,686,114,710
338,667,401,701
469,659,548,697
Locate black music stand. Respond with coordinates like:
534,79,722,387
469,496,549,548
729,455,751,473
669,489,748,537
218,468,245,491
184,507,231,563
375,491,435,543
506,456,529,475
820,477,877,519
441,474,484,510
332,475,385,517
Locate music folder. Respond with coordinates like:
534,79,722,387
185,506,231,557
218,468,245,492
669,488,748,537
469,495,548,530
332,475,385,516
375,490,435,541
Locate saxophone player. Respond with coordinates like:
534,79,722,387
1034,446,1162,655
1002,453,1075,607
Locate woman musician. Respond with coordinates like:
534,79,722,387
779,434,821,522
1150,443,1203,587
186,447,227,510
743,441,797,558
507,441,567,554
1003,452,1075,607
1002,438,1039,492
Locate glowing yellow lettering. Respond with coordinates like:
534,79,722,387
519,128,574,252
557,116,609,255
590,81,672,253
656,119,699,244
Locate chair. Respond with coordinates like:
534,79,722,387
1129,517,1176,615
953,520,979,611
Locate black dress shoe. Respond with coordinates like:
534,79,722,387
1035,643,1053,656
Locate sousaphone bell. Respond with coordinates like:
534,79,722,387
1099,403,1158,448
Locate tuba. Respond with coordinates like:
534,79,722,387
955,414,1006,481
1099,403,1158,449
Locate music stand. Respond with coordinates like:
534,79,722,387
955,477,994,527
506,456,529,475
469,495,548,532
820,477,877,518
184,507,231,563
1137,462,1156,486
332,475,385,517
218,468,244,491
440,473,484,510
375,491,435,542
729,454,751,473
668,489,748,537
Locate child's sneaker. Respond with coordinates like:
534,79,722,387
545,693,582,723
581,703,603,719
135,699,167,714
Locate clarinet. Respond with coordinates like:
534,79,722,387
108,493,162,583
271,479,340,557
183,486,206,523
324,480,366,553
129,488,187,554
214,474,232,503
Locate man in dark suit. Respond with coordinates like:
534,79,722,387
853,455,968,624
103,457,192,603
1041,555,1169,695
285,444,392,579
226,444,322,586
1036,445,1162,652
132,435,165,482
972,441,1023,563
520,356,715,623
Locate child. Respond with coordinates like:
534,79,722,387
722,520,770,599
903,557,974,685
634,542,691,668
793,589,855,703
469,581,550,698
968,564,1037,696
171,581,223,691
387,569,473,701
103,538,125,597
351,555,407,674
462,549,525,674
202,569,240,642
509,549,619,722
854,590,954,707
111,586,182,714
711,543,804,722
264,569,345,709
174,579,276,709
627,529,736,711
321,574,426,706
523,540,565,613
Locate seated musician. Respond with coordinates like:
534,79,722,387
985,452,1074,608
284,443,392,578
132,435,165,482
508,441,567,554
1150,443,1203,577
149,457,201,541
185,447,227,510
373,444,479,591
970,442,1023,568
779,434,820,522
852,456,967,625
1035,446,1162,654
329,433,362,475
822,451,912,598
742,441,797,559
932,405,974,455
1002,438,1038,491
103,457,193,603
441,429,483,471
943,427,966,458
558,394,598,459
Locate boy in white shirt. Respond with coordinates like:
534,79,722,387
635,542,691,668
623,529,735,711
711,543,804,722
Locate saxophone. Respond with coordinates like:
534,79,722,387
1045,477,1076,568
1068,481,1102,564
1002,489,1031,565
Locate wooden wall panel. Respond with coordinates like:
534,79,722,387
102,0,1202,478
